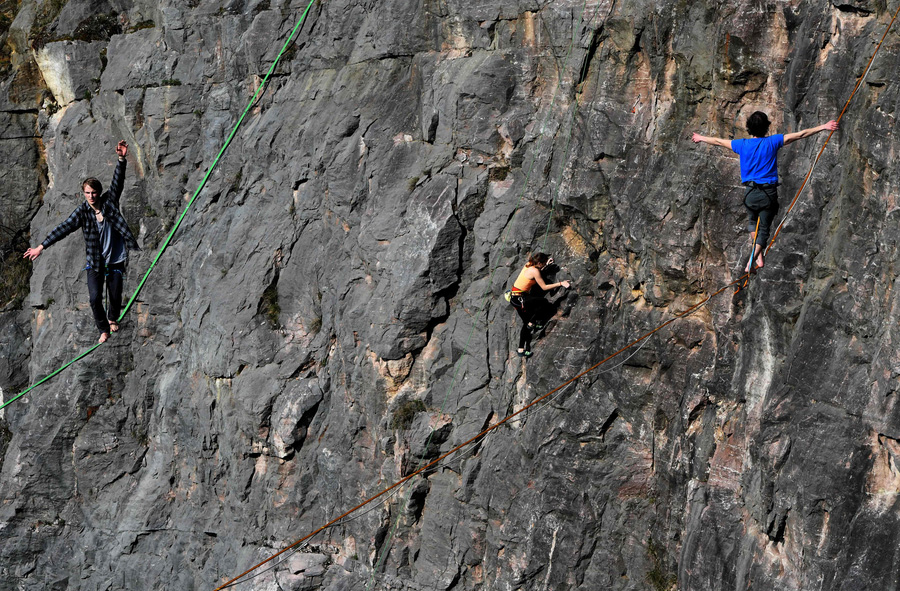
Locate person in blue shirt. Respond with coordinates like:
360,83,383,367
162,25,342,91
692,112,838,272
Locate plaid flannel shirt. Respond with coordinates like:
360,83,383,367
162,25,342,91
41,158,140,270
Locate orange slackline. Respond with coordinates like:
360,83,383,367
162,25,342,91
212,275,745,591
214,5,900,589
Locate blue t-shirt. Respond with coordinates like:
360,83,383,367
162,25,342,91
731,134,784,184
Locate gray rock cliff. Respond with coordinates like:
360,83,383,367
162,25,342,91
1,0,900,589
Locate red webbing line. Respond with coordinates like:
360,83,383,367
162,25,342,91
212,273,745,590
214,5,900,589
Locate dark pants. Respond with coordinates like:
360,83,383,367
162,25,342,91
510,292,553,351
744,184,780,247
87,262,125,334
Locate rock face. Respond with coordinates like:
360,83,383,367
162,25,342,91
1,0,899,589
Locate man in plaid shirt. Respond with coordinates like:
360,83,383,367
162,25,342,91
24,140,140,343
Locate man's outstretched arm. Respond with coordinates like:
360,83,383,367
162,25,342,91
23,209,82,261
784,120,838,145
692,133,732,150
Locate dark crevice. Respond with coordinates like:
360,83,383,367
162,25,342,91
768,510,788,544
575,27,603,90
833,3,873,15
290,399,322,457
629,26,643,56
598,409,619,439
425,112,438,144
371,520,392,572
444,568,462,590
419,212,465,349
257,265,281,329
405,480,429,523
687,398,708,427
0,108,39,115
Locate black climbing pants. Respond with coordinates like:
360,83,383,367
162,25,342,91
87,261,125,334
510,292,553,351
743,183,780,248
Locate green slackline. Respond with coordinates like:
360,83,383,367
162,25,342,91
1,0,317,412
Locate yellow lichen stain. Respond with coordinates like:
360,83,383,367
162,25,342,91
471,564,483,584
136,302,152,337
369,351,420,400
35,309,50,333
561,225,591,260
522,12,536,48
254,454,267,478
865,432,900,514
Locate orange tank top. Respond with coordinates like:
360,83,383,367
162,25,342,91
512,265,536,294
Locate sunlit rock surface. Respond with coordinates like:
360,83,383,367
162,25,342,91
1,0,899,589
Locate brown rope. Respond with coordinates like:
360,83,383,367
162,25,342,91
214,5,900,589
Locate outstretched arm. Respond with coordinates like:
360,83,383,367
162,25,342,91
107,140,128,206
784,120,838,145
24,208,82,260
692,133,732,150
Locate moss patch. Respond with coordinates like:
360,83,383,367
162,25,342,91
71,12,121,42
0,1,21,76
0,241,31,310
646,538,677,591
260,281,280,329
0,4,14,34
0,419,12,473
391,399,426,430
126,19,155,34
35,8,124,47
31,0,69,48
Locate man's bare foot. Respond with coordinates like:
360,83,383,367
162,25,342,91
109,321,119,333
745,255,765,274
99,332,110,343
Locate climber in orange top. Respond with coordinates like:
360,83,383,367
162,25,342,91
693,112,838,272
508,253,570,357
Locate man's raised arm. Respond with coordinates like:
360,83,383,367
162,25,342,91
107,140,128,205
